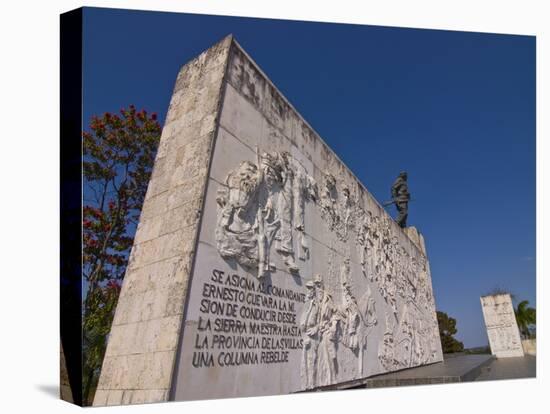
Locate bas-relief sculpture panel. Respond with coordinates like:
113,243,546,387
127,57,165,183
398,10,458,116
215,150,316,278
173,41,443,400
481,294,524,358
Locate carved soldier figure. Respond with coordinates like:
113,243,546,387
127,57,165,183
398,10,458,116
300,280,321,389
316,274,339,384
341,282,360,352
339,186,352,240
391,171,410,228
275,152,299,272
256,197,280,278
396,304,414,368
370,216,382,282
293,163,317,261
320,172,338,230
257,151,298,275
215,161,261,269
378,311,396,370
357,285,377,375
356,210,372,277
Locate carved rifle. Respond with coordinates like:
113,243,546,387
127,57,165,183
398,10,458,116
256,146,263,184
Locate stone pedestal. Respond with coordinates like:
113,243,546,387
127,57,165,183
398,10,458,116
405,226,427,256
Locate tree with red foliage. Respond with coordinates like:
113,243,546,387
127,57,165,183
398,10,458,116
82,105,161,404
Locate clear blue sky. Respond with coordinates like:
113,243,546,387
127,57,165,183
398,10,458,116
82,7,536,348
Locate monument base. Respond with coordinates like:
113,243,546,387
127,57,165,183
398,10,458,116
475,355,536,381
311,354,494,390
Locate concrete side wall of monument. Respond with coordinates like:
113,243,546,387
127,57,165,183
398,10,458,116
60,344,73,403
93,36,232,406
172,39,443,401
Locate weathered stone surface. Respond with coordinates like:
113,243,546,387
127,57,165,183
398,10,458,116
480,293,524,358
104,316,181,357
60,343,73,403
96,36,443,406
402,227,427,256
171,38,443,401
93,34,233,406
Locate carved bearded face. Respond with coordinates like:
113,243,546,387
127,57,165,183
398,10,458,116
263,166,279,189
260,153,282,190
226,161,259,208
344,289,356,307
342,187,350,200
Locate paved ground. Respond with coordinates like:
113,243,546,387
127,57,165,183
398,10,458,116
332,354,536,391
362,354,494,388
475,355,536,381
317,354,536,392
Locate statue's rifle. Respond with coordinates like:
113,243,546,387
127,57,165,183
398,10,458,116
382,198,414,208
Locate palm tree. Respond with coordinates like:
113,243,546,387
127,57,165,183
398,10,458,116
514,300,536,339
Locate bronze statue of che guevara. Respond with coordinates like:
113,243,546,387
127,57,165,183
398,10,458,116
390,171,410,228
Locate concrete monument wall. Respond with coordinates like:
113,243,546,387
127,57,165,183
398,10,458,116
95,35,443,406
60,344,73,403
480,294,524,358
93,36,233,406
